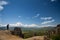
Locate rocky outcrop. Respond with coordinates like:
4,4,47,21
11,27,24,38
56,24,60,35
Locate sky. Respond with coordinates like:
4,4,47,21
0,0,60,27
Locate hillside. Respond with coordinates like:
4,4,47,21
24,36,45,40
0,30,49,40
0,30,23,40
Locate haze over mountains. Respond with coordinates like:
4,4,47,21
0,26,54,31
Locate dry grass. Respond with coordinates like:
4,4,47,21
0,30,23,40
0,30,49,40
24,36,44,40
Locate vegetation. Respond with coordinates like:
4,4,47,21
52,35,60,40
22,29,46,39
0,24,60,40
10,27,55,39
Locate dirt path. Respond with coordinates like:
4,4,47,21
24,36,44,40
0,30,23,40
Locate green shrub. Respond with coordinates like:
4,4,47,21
23,32,34,38
52,35,60,40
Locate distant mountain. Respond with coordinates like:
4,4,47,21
0,27,6,30
0,26,55,31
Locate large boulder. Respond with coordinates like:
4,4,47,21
14,27,22,35
11,27,24,38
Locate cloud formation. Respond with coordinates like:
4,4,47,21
40,24,55,27
0,22,39,27
51,0,56,2
0,22,56,27
41,17,55,24
32,14,40,18
18,16,21,18
23,24,38,27
0,0,8,11
0,6,3,11
41,19,55,24
40,17,52,20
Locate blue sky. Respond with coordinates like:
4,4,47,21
0,0,60,27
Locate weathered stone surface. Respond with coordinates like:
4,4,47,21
11,27,24,38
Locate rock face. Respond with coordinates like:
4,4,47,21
11,27,24,38
14,27,22,36
46,24,60,38
56,24,60,35
57,24,60,27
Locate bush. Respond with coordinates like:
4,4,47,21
23,32,34,38
52,35,60,40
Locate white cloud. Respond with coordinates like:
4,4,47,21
41,19,55,24
40,17,52,20
2,22,39,27
51,0,56,2
0,24,7,26
32,14,40,18
0,22,56,27
23,24,39,27
18,16,21,18
0,1,8,5
0,1,8,11
10,22,23,26
0,22,23,27
0,6,4,11
40,24,55,27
